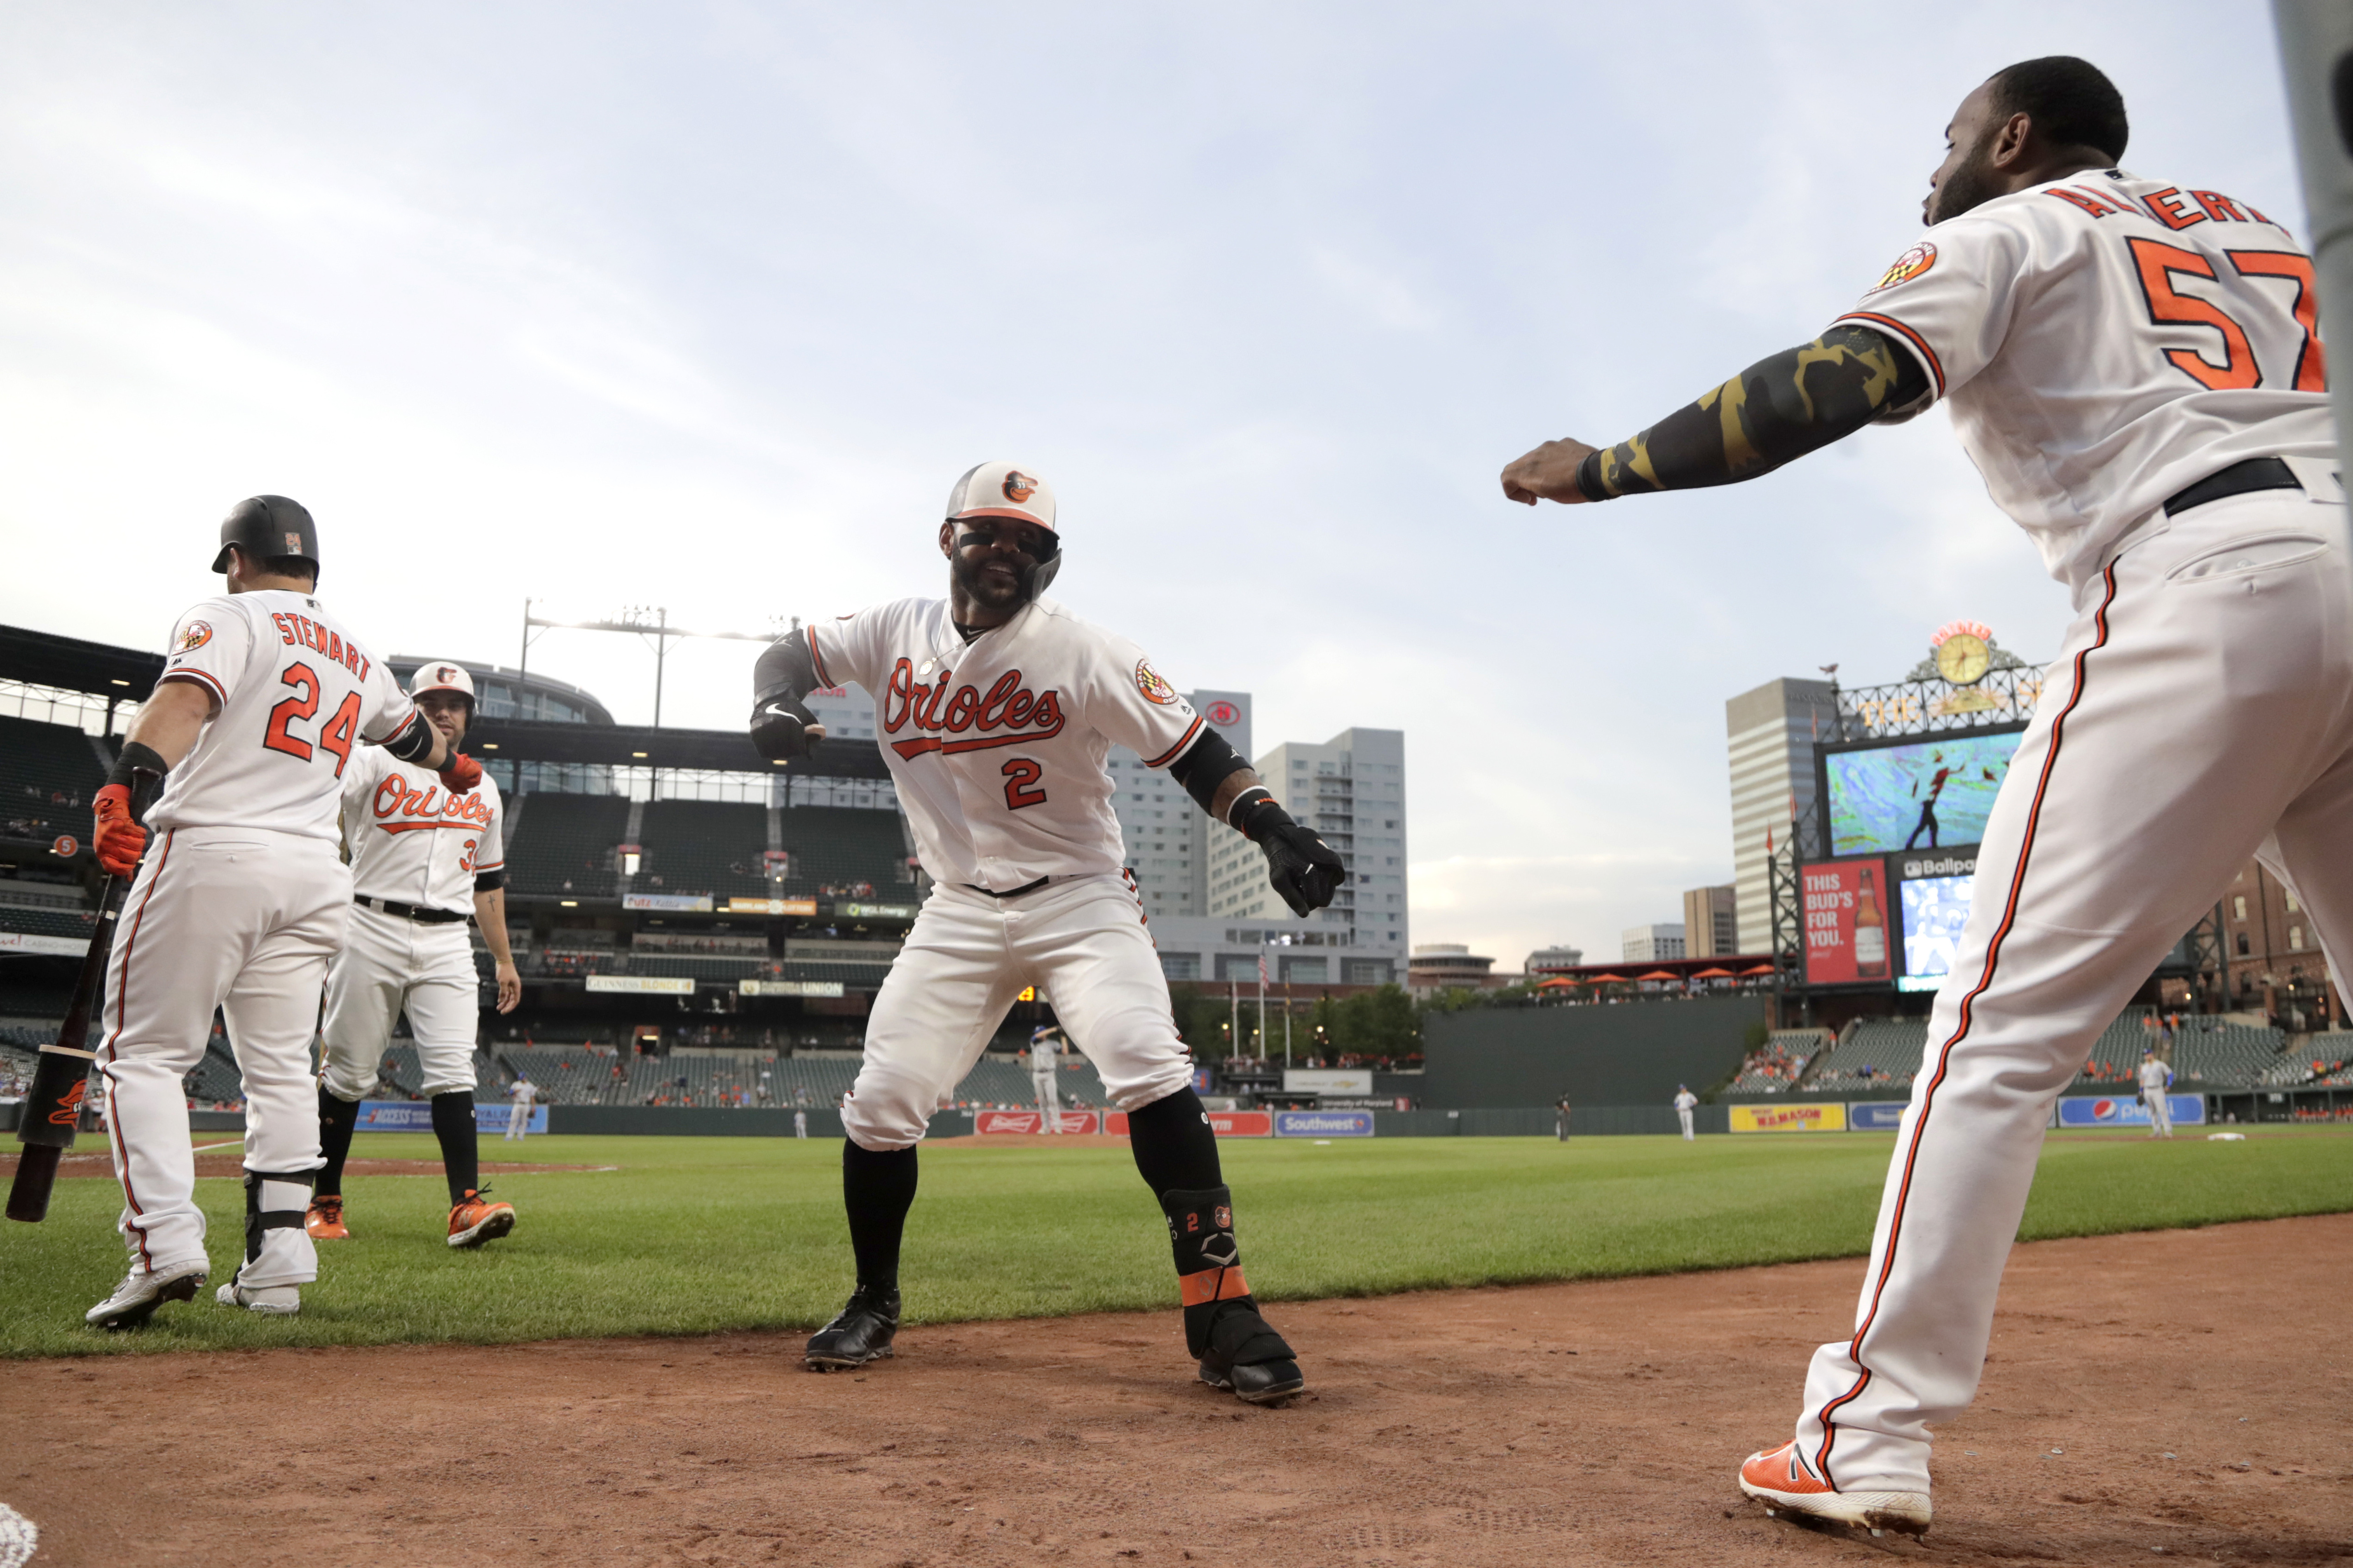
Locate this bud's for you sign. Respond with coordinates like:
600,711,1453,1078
1802,859,1892,985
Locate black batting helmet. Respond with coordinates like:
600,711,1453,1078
212,495,321,578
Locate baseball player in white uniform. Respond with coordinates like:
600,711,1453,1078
309,662,521,1250
748,461,1345,1403
83,497,475,1328
1503,57,2348,1535
2136,1048,2175,1138
1673,1085,1698,1141
1029,1024,1066,1130
504,1075,537,1141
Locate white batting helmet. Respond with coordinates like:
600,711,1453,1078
945,461,1057,535
410,661,477,714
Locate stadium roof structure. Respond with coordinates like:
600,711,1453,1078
467,717,891,781
0,624,165,699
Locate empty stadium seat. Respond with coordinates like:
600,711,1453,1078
505,794,630,897
638,800,771,899
0,716,104,846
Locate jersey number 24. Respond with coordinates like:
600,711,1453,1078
262,661,363,778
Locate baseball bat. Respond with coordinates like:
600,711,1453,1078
7,768,161,1224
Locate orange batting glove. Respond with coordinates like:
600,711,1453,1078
439,753,483,794
92,784,148,878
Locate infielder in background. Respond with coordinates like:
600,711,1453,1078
750,461,1344,1403
1673,1084,1697,1142
84,498,475,1327
311,662,520,1250
1028,1024,1066,1131
2137,1047,2174,1139
504,1075,537,1142
1502,57,2348,1534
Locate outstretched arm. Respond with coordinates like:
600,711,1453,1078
1167,729,1345,917
1500,324,1929,505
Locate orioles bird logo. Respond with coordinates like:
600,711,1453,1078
436,666,458,683
1001,470,1037,504
49,1080,86,1127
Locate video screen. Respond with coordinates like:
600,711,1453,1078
1899,874,1974,981
1824,730,2022,857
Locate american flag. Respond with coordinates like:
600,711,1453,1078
1257,953,1270,985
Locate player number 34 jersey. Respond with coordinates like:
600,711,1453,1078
148,590,423,844
340,746,507,915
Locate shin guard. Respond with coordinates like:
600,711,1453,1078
242,1169,318,1286
1160,1185,1291,1367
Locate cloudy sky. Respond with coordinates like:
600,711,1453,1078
0,2,2307,965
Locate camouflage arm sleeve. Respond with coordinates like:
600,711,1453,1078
1573,324,1931,500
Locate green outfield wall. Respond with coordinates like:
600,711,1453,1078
1419,997,1766,1109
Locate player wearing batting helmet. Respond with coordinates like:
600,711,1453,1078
750,460,1343,1404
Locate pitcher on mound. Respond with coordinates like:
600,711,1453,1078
749,461,1344,1404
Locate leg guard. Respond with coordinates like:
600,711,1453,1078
316,1084,361,1198
1161,1185,1302,1404
241,1168,318,1288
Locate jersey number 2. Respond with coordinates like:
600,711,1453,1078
1002,758,1048,810
262,662,363,777
2130,237,2325,392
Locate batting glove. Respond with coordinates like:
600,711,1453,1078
439,753,483,793
92,784,148,878
750,697,820,761
1231,793,1347,917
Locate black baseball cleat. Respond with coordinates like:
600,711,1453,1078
805,1286,900,1371
1196,1301,1304,1406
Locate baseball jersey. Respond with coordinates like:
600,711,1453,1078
511,1079,537,1106
1031,1037,1060,1077
1674,1090,1698,1113
804,596,1206,891
1839,170,2336,591
149,591,424,843
340,746,506,915
2136,1058,2173,1094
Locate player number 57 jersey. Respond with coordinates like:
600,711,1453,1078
340,746,507,914
149,590,423,844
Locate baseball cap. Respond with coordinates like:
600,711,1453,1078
410,662,478,704
945,461,1057,535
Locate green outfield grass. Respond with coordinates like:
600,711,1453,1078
3,1127,2348,1357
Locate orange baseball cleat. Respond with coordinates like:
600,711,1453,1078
447,1188,516,1249
304,1195,350,1240
1738,1440,1930,1537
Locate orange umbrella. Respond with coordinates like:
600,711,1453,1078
1636,970,1680,983
1535,977,1578,989
1739,964,1777,976
1690,967,1735,979
1587,972,1630,983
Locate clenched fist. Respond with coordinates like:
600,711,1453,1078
92,784,148,878
439,753,483,794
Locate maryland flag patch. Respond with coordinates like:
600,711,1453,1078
1135,660,1178,705
1869,241,1936,293
176,620,213,652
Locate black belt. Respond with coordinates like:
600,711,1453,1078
963,875,1051,899
2164,456,2301,517
355,895,468,925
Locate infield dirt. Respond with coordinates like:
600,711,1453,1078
5,1211,2348,1566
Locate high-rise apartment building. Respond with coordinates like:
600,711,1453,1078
1622,923,1686,962
1725,677,1841,954
1682,884,1739,958
1200,725,1408,983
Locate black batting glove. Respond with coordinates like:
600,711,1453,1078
749,694,820,761
1231,792,1347,916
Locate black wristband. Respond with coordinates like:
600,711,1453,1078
1228,788,1291,843
1574,449,1612,503
107,740,170,788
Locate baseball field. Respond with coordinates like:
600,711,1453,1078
4,1125,2349,1358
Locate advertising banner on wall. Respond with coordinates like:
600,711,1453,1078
1847,1101,1910,1131
1730,1103,1850,1133
727,897,819,916
840,902,918,921
1102,1109,1273,1138
738,979,845,998
623,893,713,912
1282,1069,1374,1095
1801,859,1894,985
358,1100,546,1134
1273,1110,1374,1138
974,1109,1098,1135
2056,1094,2206,1129
0,931,85,957
585,975,695,995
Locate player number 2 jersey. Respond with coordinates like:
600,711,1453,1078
804,596,1206,891
340,746,506,914
1839,170,2336,590
149,590,423,843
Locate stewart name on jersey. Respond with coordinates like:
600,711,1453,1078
805,596,1206,892
340,746,507,915
149,590,424,843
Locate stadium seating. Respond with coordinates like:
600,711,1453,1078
504,793,630,897
638,800,771,900
775,805,909,896
0,905,99,939
1728,1029,1826,1094
1808,1019,1929,1092
0,716,103,845
482,1040,1115,1110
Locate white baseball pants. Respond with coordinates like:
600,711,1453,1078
1033,1071,1062,1127
843,875,1193,1150
320,904,479,1102
96,827,349,1287
505,1101,530,1140
1677,1108,1695,1141
1793,488,2353,1495
2145,1092,2173,1138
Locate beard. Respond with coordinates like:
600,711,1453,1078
950,549,1027,613
1928,130,2007,223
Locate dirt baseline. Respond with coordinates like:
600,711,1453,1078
5,1215,2349,1567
